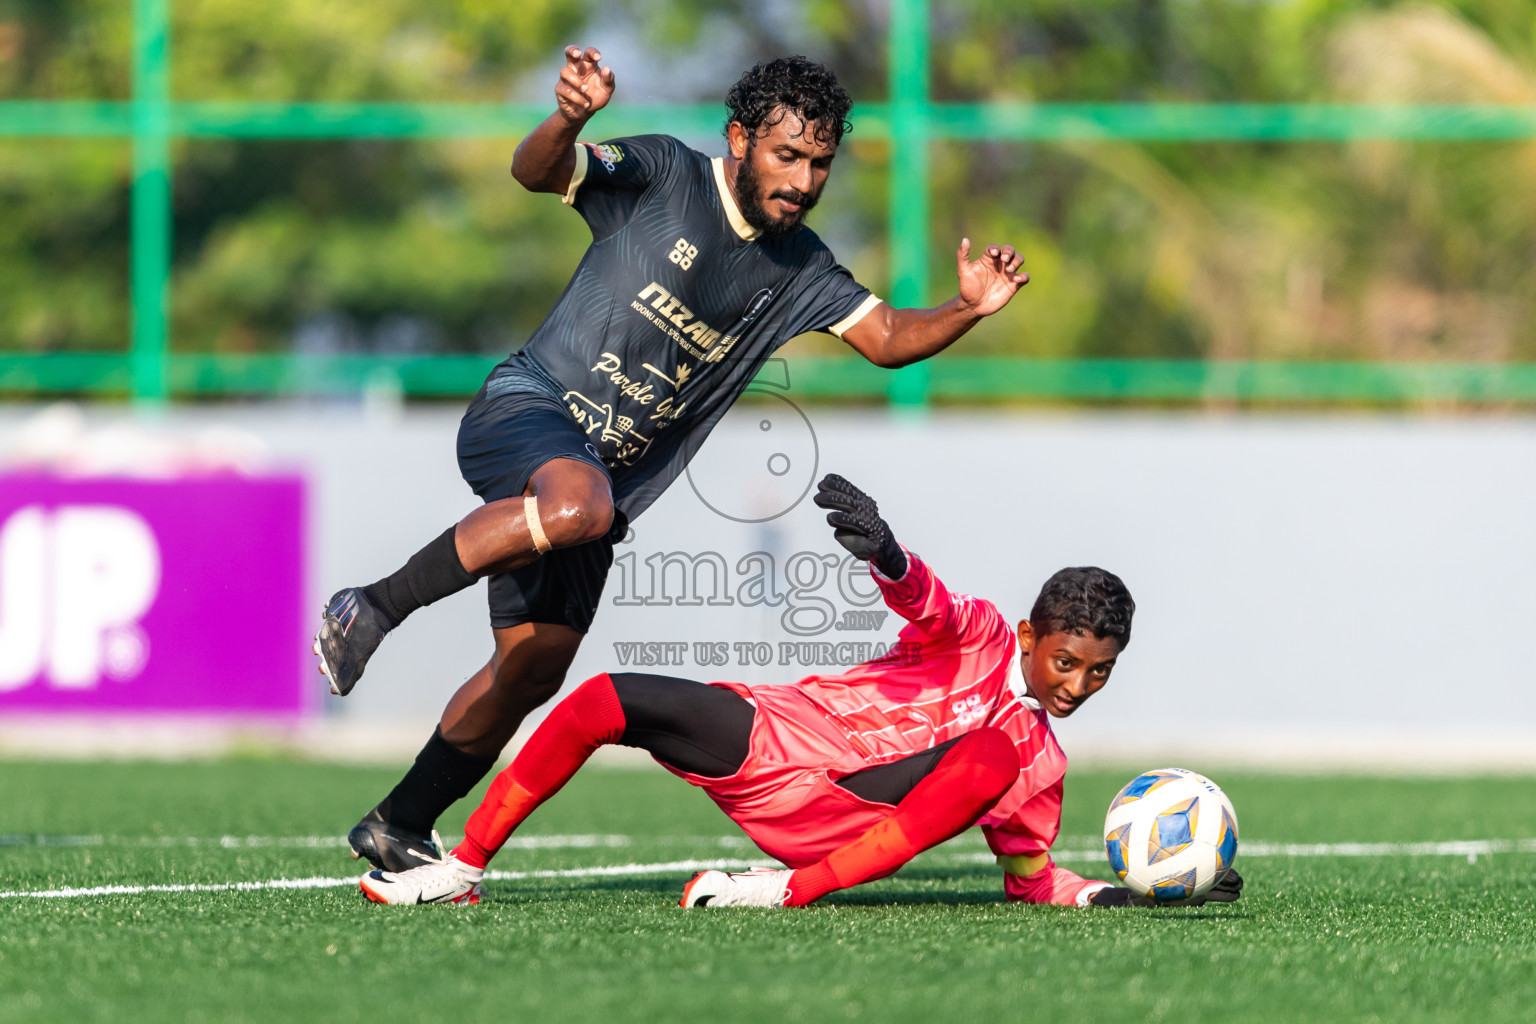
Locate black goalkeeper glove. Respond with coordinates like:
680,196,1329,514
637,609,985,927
1087,868,1244,908
812,474,908,580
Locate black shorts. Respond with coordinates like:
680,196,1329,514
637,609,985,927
606,672,960,800
456,387,624,633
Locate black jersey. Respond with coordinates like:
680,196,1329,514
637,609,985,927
484,134,880,520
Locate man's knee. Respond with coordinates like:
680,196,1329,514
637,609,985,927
487,630,583,708
488,653,566,706
529,463,614,549
529,491,613,548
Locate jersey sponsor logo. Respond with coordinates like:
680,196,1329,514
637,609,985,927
588,142,624,172
634,282,740,363
668,237,699,271
588,353,690,431
740,288,773,322
589,351,659,405
952,693,987,728
641,361,692,390
570,353,695,466
563,389,654,467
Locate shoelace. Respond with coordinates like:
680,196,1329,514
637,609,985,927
402,829,449,866
408,830,484,894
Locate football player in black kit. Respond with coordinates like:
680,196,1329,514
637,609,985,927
316,46,1033,871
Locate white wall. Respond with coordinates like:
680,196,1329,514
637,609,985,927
5,400,1534,769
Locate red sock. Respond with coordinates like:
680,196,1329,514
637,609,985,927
786,728,1019,907
453,674,625,869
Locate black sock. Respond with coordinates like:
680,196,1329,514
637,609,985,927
375,726,499,835
362,526,477,630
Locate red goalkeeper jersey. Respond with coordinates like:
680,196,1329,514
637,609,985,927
672,551,1068,871
790,552,1068,860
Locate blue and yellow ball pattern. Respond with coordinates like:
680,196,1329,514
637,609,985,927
1102,768,1239,902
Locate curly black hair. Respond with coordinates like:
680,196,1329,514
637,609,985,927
724,56,853,148
1029,567,1136,648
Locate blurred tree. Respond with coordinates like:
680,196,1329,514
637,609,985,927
1325,4,1536,361
0,0,128,99
170,0,588,356
0,0,590,357
915,0,1536,364
0,1,130,353
0,137,129,353
3,0,1536,379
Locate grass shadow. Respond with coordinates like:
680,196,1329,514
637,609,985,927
478,863,1255,919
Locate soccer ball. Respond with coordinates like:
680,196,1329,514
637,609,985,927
1102,767,1238,902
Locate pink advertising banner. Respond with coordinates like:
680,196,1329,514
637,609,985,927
0,475,309,716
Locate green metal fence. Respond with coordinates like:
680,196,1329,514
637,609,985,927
4,0,1536,405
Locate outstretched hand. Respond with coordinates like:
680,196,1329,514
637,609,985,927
955,238,1029,317
812,474,908,580
555,46,615,123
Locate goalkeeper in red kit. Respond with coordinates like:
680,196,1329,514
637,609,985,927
358,475,1244,908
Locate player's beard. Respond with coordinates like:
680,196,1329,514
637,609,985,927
734,142,818,239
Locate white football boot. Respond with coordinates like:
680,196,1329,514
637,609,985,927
359,836,483,905
679,868,793,908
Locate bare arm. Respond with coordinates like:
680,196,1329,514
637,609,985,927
840,239,1028,369
511,45,616,195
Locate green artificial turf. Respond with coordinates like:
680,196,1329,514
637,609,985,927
2,761,1533,1023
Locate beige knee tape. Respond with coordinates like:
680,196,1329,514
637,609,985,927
524,495,551,554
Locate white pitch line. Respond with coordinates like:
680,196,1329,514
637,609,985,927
1240,839,1536,858
0,876,365,900
0,833,631,851
7,837,1536,901
947,837,1536,865
0,858,766,900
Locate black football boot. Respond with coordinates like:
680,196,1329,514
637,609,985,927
313,588,388,697
348,808,444,872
